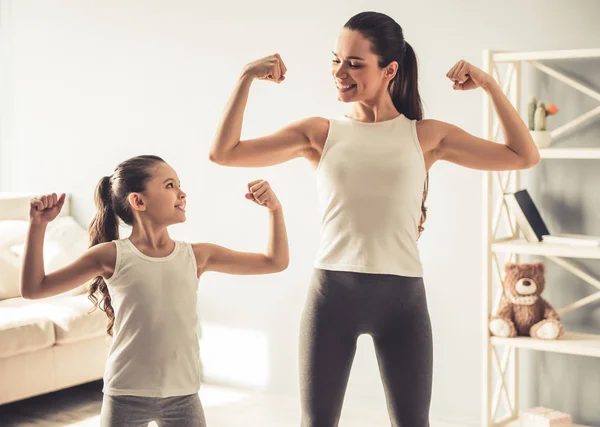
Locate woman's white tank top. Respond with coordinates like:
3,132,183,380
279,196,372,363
314,114,426,277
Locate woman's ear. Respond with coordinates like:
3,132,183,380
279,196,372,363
385,61,399,81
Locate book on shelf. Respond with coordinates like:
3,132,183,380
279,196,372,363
504,189,600,247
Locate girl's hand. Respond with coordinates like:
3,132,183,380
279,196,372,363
242,54,287,83
245,180,281,211
29,193,66,225
446,60,493,91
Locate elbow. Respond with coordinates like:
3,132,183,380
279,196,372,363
521,151,541,169
20,285,40,300
272,257,290,273
531,152,542,167
20,276,45,300
208,150,228,166
511,142,541,169
521,134,542,168
209,142,239,166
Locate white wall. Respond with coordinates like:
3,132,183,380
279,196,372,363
3,1,600,425
0,0,10,188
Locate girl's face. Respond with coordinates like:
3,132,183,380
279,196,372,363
331,28,397,104
134,162,187,226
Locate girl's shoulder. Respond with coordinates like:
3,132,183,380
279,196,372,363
89,241,118,258
86,241,118,278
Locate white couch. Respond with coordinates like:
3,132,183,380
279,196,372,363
0,193,110,405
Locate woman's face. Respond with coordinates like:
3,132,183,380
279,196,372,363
331,28,396,104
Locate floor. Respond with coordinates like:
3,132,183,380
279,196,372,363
0,381,465,427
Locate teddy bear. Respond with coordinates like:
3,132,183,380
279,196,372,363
489,262,564,340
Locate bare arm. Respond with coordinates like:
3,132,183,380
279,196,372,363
423,60,541,171
192,180,289,276
21,236,115,299
208,54,324,167
20,193,115,299
194,208,288,275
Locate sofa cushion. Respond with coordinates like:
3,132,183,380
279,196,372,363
35,294,108,344
0,297,56,358
0,220,30,300
0,216,91,301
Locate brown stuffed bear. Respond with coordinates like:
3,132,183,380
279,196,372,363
489,262,564,340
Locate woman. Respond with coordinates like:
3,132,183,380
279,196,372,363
209,11,539,427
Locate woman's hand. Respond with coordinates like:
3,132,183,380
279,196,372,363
242,54,287,83
446,60,493,91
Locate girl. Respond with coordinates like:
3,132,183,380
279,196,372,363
209,11,539,427
20,154,289,427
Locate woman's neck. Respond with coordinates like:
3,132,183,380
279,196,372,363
348,96,399,123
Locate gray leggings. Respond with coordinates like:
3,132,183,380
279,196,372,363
299,269,433,427
100,393,206,427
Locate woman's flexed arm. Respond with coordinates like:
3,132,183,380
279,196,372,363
424,60,540,171
209,54,323,168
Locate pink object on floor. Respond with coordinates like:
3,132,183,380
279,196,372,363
520,406,573,426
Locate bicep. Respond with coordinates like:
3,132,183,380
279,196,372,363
437,122,530,171
193,243,277,275
219,118,323,167
36,243,115,299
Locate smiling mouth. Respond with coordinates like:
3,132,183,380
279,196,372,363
175,205,186,211
336,83,357,92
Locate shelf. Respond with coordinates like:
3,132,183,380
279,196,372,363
491,239,600,260
505,421,591,427
483,47,600,427
493,48,600,62
491,332,600,358
539,147,600,159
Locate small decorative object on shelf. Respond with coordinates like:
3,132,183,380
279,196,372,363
520,406,573,426
489,262,564,340
527,96,559,148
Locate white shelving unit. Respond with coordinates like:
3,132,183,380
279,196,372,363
504,422,590,427
538,147,600,159
491,332,600,358
482,49,600,427
492,239,600,260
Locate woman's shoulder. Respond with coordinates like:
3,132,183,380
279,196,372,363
293,116,330,153
299,116,330,136
415,119,449,153
416,118,446,132
299,116,329,126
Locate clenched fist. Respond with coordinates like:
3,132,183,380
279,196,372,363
446,60,493,91
245,180,281,211
242,54,287,84
29,193,66,225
